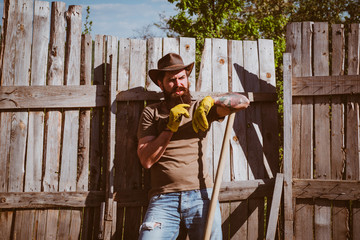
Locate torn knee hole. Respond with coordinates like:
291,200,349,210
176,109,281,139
141,221,162,230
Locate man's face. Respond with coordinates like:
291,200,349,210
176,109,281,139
158,70,188,96
157,69,191,107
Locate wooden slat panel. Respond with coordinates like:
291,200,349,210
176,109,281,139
77,34,92,191
163,37,179,55
25,2,50,239
90,34,106,192
313,22,331,240
146,38,162,91
283,53,294,239
228,39,248,239
5,1,33,239
292,75,360,95
243,40,264,240
229,40,247,181
331,23,349,240
0,85,108,109
59,5,82,192
292,179,360,200
347,23,360,240
259,39,278,178
43,2,67,239
180,37,196,92
129,39,146,88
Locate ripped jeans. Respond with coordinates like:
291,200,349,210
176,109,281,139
138,188,222,240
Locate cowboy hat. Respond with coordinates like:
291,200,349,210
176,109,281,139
148,53,194,86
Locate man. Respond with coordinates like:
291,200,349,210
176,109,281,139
137,53,249,239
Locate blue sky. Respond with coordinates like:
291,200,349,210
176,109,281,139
0,0,177,38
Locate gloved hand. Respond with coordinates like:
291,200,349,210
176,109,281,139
167,104,190,132
192,96,215,133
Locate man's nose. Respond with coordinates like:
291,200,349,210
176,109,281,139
175,78,182,86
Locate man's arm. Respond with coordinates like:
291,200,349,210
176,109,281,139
137,130,173,169
213,93,250,117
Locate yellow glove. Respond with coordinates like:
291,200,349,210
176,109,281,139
167,104,190,132
192,96,215,133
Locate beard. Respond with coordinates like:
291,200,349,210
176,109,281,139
163,85,192,109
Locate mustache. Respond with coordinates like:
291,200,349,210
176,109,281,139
171,86,187,93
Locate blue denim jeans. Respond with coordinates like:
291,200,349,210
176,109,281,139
139,188,222,240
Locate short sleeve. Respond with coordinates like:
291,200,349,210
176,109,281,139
137,106,157,140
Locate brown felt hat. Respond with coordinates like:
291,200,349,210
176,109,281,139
148,53,194,86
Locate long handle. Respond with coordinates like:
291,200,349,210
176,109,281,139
203,113,236,240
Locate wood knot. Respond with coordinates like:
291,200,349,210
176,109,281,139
185,44,190,50
219,59,225,65
233,136,238,142
266,73,271,78
0,197,6,203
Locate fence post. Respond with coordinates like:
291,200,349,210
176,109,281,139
283,52,293,240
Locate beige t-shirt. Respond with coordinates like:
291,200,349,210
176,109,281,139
137,100,222,198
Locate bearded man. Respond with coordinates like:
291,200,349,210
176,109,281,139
137,53,250,239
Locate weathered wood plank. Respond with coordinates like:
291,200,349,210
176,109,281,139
283,53,294,240
77,34,92,192
266,173,283,240
292,179,360,200
229,40,247,182
25,0,50,192
163,37,179,55
259,39,278,178
59,5,82,192
89,34,106,192
180,37,196,92
243,40,264,240
0,191,104,208
331,23,348,240
146,38,162,91
0,85,108,108
313,22,331,240
292,75,360,95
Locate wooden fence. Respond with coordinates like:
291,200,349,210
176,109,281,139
0,1,279,239
283,22,360,240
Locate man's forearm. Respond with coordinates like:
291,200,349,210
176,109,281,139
213,93,250,116
137,130,173,169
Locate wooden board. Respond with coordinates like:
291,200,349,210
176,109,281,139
313,22,331,240
180,37,196,91
146,38,162,91
331,23,349,240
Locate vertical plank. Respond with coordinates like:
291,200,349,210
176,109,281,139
331,23,349,240
4,0,34,239
313,22,332,240
146,38,162,91
243,40,264,240
229,40,247,182
77,34,92,191
258,39,278,178
24,2,50,239
283,52,294,240
228,39,248,239
58,5,82,240
197,38,213,179
163,37,179,55
211,38,229,239
59,4,82,192
180,37,196,92
77,33,92,240
26,0,50,192
347,23,360,240
90,34,106,191
115,37,131,240
122,38,147,240
43,2,67,239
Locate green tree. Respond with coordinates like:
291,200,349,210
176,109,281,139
83,6,93,35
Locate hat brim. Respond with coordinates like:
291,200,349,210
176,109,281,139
149,62,194,86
